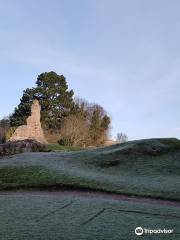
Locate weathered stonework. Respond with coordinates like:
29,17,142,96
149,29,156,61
10,100,48,144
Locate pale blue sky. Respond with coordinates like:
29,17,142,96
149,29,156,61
0,0,180,140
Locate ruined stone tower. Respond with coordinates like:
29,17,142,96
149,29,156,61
10,100,48,144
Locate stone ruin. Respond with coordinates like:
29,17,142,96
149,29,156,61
10,100,48,144
0,139,48,157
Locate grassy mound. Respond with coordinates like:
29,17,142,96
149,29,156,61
0,138,180,200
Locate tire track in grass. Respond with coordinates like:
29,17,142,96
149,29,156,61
82,208,106,225
82,207,180,226
108,208,180,219
35,200,74,223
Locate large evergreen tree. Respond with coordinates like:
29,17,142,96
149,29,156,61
10,88,34,126
10,72,77,129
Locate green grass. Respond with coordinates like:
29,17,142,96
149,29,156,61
0,193,179,240
0,138,180,200
47,144,83,152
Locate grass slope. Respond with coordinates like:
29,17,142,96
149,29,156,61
0,138,180,200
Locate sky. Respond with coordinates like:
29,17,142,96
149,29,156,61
0,0,180,140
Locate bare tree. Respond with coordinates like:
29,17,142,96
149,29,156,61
59,114,90,147
116,132,128,143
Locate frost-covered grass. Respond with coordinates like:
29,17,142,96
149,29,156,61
0,138,180,200
0,193,179,240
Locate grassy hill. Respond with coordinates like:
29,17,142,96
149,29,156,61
0,138,180,200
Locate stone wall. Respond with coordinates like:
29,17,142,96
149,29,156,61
0,140,48,157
